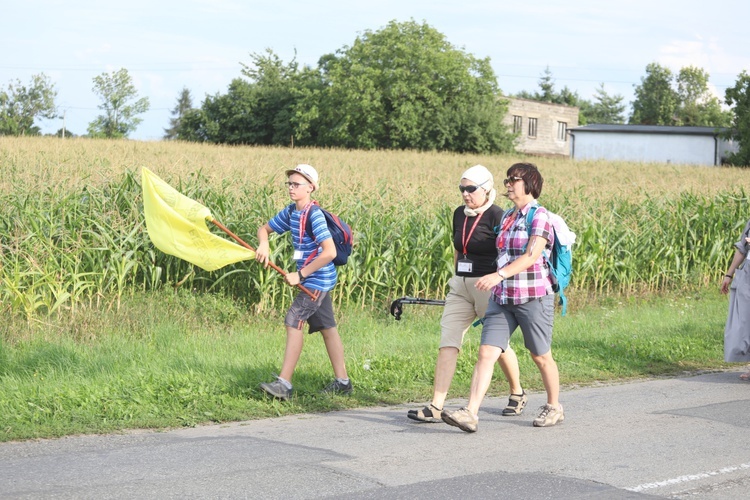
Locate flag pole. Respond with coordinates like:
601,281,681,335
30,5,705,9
209,218,320,301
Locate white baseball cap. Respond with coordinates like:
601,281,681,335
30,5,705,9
285,164,319,191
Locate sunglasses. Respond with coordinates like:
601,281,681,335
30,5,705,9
458,178,489,193
284,181,309,189
503,176,523,186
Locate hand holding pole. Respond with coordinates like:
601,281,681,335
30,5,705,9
209,218,320,301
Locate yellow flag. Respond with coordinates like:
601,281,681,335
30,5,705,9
141,167,255,271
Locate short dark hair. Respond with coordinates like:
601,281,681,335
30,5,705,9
507,162,543,199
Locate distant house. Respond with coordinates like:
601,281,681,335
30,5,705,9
503,98,579,157
568,124,738,166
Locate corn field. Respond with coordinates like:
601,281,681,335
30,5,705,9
1,136,748,319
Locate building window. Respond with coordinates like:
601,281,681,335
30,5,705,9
557,121,567,141
512,115,522,133
528,117,537,138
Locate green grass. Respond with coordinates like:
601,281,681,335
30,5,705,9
1,138,744,444
0,287,734,442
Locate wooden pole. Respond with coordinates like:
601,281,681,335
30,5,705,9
209,218,319,301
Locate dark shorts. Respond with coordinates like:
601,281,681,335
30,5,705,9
285,291,336,334
480,294,554,355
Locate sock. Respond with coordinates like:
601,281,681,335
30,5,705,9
277,376,293,390
336,377,349,385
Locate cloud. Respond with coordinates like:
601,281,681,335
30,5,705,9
657,35,747,90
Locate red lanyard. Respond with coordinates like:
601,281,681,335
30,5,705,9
497,210,519,250
297,201,315,244
461,212,485,256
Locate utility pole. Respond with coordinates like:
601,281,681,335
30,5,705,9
62,109,66,138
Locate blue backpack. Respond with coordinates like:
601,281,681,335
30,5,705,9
525,205,573,316
288,202,353,266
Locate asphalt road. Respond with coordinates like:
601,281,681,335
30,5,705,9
1,371,749,499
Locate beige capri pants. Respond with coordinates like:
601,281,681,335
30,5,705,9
439,275,491,349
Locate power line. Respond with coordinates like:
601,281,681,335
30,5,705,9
0,64,239,72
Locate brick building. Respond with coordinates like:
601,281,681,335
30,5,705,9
503,98,579,157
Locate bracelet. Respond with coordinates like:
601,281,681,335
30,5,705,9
725,274,733,279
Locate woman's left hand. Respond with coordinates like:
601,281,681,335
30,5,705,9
475,272,504,291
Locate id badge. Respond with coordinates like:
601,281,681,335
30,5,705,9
457,258,473,273
293,250,303,260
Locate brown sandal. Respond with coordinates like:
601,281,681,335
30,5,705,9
502,391,528,416
407,404,442,423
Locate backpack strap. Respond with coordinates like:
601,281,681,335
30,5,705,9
525,204,568,315
287,202,317,242
522,204,540,253
559,285,567,316
523,203,556,253
523,203,554,278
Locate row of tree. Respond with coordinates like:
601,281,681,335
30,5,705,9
516,63,732,129
2,20,749,163
171,21,516,153
0,68,149,138
511,62,750,165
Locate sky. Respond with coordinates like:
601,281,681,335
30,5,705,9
2,0,748,141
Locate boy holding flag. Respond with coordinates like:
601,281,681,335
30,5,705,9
255,164,352,400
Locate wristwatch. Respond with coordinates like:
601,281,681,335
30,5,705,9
497,269,506,280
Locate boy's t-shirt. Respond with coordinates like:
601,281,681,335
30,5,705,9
268,204,337,292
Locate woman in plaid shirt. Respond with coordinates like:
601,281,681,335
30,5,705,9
442,162,563,432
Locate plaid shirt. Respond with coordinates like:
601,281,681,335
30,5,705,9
492,202,554,305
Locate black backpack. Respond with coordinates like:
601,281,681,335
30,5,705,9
288,202,353,266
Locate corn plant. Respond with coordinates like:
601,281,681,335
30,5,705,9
2,136,749,319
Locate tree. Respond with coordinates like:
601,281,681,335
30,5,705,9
516,67,581,107
0,73,57,135
163,87,193,140
537,66,556,102
51,128,77,138
178,20,514,153
88,68,150,138
630,63,679,125
674,66,731,127
585,83,626,124
187,78,256,144
296,19,514,153
515,66,586,126
237,49,320,146
177,50,321,146
175,108,210,142
724,70,750,166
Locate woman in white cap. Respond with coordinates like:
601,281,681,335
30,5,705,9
407,165,525,424
442,162,562,432
255,164,351,400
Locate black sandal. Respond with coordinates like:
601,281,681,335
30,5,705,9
502,391,528,416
